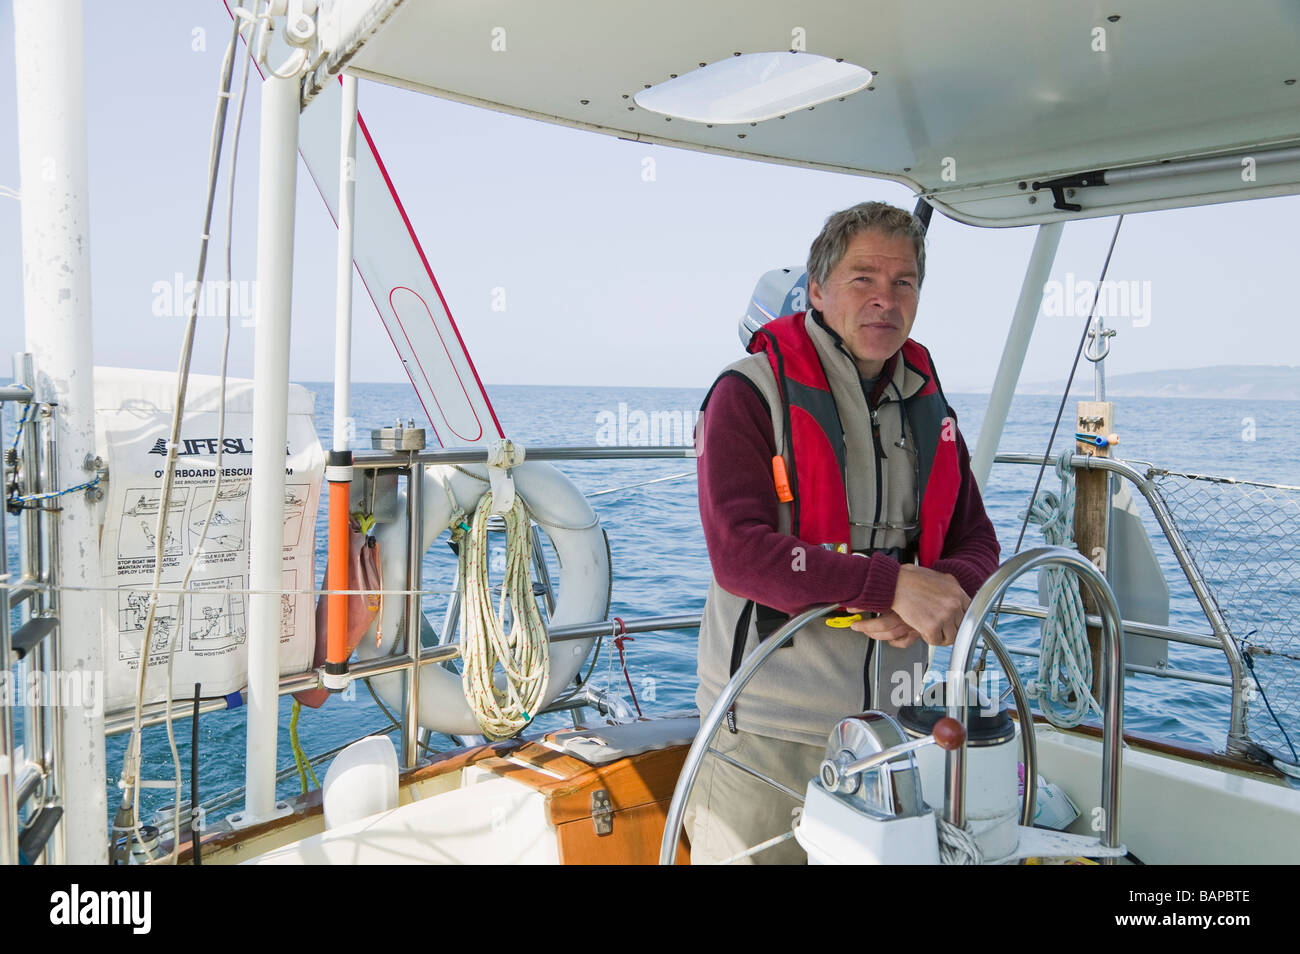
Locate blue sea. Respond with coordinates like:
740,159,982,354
6,384,1300,831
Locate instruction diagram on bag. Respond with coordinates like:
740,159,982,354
187,575,248,653
118,487,188,561
117,587,179,661
282,485,309,547
280,569,297,642
188,481,249,555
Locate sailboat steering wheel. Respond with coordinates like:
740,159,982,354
658,601,1040,865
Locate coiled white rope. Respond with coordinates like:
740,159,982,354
457,489,550,740
1023,450,1101,727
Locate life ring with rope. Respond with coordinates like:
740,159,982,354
358,461,612,739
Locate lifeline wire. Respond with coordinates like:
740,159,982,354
585,471,695,498
1,579,454,598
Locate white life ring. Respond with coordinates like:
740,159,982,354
358,461,611,737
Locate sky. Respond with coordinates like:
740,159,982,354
1,1,1297,394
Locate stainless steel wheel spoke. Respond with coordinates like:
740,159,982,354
706,746,805,803
716,829,796,865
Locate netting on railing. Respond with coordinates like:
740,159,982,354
1150,470,1300,764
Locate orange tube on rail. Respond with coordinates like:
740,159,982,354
324,450,353,687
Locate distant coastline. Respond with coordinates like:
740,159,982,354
953,365,1300,401
7,366,1300,401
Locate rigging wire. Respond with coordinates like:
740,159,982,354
191,684,202,865
1013,215,1125,556
158,2,259,866
976,216,1124,677
117,2,253,864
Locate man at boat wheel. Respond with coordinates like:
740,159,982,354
688,201,1001,864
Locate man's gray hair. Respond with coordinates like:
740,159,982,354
807,201,927,291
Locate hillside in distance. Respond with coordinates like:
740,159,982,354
983,365,1300,401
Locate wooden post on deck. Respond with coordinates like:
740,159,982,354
1074,401,1114,698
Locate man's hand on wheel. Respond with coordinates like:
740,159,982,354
856,565,970,648
847,611,922,649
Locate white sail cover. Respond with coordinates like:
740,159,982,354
227,0,504,447
297,80,504,447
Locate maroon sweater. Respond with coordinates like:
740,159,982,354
696,371,1000,616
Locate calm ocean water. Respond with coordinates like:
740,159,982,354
6,382,1299,826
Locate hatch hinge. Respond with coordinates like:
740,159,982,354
591,790,614,836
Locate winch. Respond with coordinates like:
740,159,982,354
794,700,1122,864
796,697,1026,865
795,710,966,864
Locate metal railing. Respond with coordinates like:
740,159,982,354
993,452,1250,755
100,446,1256,761
945,548,1125,864
100,611,704,737
85,441,1274,852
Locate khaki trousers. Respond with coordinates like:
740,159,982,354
683,727,826,865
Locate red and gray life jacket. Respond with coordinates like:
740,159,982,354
707,312,964,681
746,312,962,566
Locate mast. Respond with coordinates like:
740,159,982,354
11,0,108,864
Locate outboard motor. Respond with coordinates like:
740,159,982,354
739,267,808,349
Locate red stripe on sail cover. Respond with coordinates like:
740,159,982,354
223,1,504,446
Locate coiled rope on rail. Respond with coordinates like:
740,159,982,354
457,489,550,740
1023,449,1101,728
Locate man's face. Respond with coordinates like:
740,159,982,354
808,228,919,378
